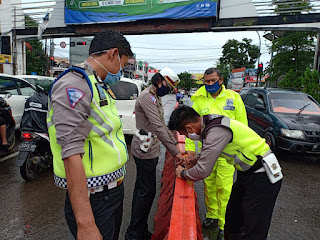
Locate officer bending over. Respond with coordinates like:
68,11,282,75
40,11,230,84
168,106,282,240
125,68,184,240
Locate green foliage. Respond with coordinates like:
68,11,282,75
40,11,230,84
219,38,260,69
299,68,320,103
269,31,315,85
24,15,48,75
178,72,199,90
278,69,302,89
26,40,48,75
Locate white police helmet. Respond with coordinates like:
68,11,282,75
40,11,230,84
160,67,180,89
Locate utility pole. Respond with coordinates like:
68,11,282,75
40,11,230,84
313,32,320,72
12,6,17,75
49,39,54,77
256,31,261,87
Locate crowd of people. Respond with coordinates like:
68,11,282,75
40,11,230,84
48,29,283,240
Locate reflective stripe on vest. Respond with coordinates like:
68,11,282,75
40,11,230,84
48,69,127,189
202,114,270,171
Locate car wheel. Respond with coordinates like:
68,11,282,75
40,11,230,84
264,132,277,152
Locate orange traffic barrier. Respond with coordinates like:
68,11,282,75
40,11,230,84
152,132,203,240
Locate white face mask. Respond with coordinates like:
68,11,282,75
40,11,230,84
187,130,201,141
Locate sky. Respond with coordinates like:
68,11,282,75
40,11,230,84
53,31,271,74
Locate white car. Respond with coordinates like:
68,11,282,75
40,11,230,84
110,78,147,135
0,74,37,129
15,75,55,87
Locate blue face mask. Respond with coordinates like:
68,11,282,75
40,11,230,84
90,54,122,86
205,81,221,94
157,83,170,97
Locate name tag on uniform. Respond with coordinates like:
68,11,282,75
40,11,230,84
223,99,235,110
95,83,108,107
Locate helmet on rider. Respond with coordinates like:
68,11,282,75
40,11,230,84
160,67,180,90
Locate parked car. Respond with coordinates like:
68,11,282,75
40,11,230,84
0,74,37,128
110,78,147,135
240,87,320,155
15,75,55,90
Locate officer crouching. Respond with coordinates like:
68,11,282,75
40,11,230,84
125,68,184,240
168,105,282,240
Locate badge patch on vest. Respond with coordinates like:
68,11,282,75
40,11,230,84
150,96,157,104
223,99,235,110
66,88,84,108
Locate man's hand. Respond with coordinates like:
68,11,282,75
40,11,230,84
176,165,185,178
174,152,185,165
185,151,197,168
77,224,103,240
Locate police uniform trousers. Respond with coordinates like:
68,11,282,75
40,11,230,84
224,160,282,240
64,183,124,240
126,155,158,239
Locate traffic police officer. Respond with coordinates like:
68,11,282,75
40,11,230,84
185,67,247,237
125,68,184,240
169,106,282,240
48,30,133,240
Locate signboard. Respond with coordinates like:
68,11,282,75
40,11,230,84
148,69,158,81
0,54,11,64
190,73,204,84
65,0,217,24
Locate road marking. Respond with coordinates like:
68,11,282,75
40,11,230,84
0,152,19,163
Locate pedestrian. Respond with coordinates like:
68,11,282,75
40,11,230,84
185,67,247,238
168,105,282,240
47,30,133,240
125,68,185,240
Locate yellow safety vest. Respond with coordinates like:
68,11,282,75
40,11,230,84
202,114,271,171
47,67,128,189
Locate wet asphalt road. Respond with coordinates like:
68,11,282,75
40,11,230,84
0,94,320,240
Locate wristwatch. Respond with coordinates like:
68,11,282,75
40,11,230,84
180,170,186,180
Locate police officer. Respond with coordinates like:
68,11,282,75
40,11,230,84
168,106,282,240
125,68,184,240
48,30,133,240
185,67,247,238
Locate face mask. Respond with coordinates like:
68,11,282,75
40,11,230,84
90,55,122,86
187,130,201,141
156,82,170,97
205,80,221,94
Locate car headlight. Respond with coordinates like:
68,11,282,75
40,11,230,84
280,129,306,140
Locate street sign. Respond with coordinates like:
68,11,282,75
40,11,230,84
49,69,54,74
60,41,67,48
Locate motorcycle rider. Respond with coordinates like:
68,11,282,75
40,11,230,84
0,97,10,147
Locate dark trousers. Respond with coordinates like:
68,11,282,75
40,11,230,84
126,155,158,239
64,183,124,240
224,170,282,240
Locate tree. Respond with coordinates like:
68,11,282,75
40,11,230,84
25,15,48,75
216,60,232,86
219,38,260,69
269,31,315,86
178,72,198,90
299,68,320,103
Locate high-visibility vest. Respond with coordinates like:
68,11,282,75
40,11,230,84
202,114,271,171
47,67,128,189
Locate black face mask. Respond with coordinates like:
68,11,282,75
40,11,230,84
157,83,170,97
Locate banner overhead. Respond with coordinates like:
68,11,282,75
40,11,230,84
65,0,217,24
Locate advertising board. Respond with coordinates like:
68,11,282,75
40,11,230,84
65,0,217,24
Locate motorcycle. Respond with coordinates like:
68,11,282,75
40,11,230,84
0,96,16,156
174,92,184,109
16,89,52,181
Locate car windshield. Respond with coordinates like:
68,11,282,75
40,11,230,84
270,93,320,115
110,81,139,100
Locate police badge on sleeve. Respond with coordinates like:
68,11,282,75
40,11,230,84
223,99,235,110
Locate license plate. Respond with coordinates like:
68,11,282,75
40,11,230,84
18,142,37,152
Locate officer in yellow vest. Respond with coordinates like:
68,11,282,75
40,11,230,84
168,106,282,240
48,30,133,240
185,67,247,237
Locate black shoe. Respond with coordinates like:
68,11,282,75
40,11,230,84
202,218,219,229
217,229,224,240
